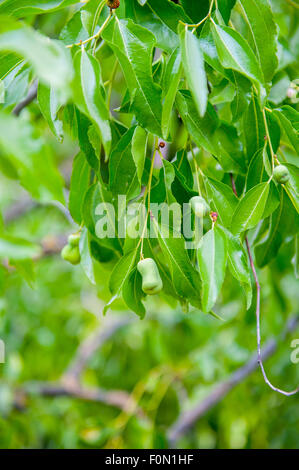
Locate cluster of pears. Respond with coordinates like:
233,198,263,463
61,233,81,265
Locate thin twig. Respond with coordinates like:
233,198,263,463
230,173,299,396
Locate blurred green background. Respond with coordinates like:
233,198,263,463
0,170,298,448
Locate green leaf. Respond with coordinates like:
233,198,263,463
132,126,148,184
284,163,299,214
146,0,191,32
76,111,99,171
0,234,41,260
122,268,146,318
231,182,270,235
230,72,251,122
238,0,278,83
153,220,202,309
210,22,265,92
273,106,299,154
79,227,96,285
82,182,122,254
176,90,219,155
161,48,182,139
262,181,280,219
109,248,139,296
255,188,299,267
0,0,78,17
180,27,208,117
180,0,209,23
69,152,90,225
197,226,227,313
38,83,63,141
218,0,237,24
0,111,64,203
125,0,179,53
102,17,162,136
243,96,265,163
223,227,252,308
109,127,140,200
73,48,111,156
245,148,266,190
205,177,239,228
0,16,73,95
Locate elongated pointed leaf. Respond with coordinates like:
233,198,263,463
239,0,278,83
146,0,191,32
223,227,252,308
125,0,179,53
162,48,182,139
102,17,162,136
109,249,139,296
73,49,111,155
122,268,146,318
0,0,78,17
205,177,239,228
132,126,148,184
255,188,299,267
153,220,202,309
79,227,96,285
0,16,73,95
109,127,140,200
180,27,208,117
176,90,219,155
284,163,299,214
197,226,227,313
211,22,264,89
243,96,265,163
273,106,299,154
231,182,270,235
69,152,90,225
180,0,209,23
38,83,63,141
0,111,64,203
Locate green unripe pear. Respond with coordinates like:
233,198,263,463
189,196,210,218
61,244,81,265
273,165,290,184
137,258,163,295
68,233,81,247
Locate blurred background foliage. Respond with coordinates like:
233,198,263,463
0,177,298,448
0,0,298,449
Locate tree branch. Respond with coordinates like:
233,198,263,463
168,315,299,446
12,81,38,117
16,381,135,412
62,316,133,384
